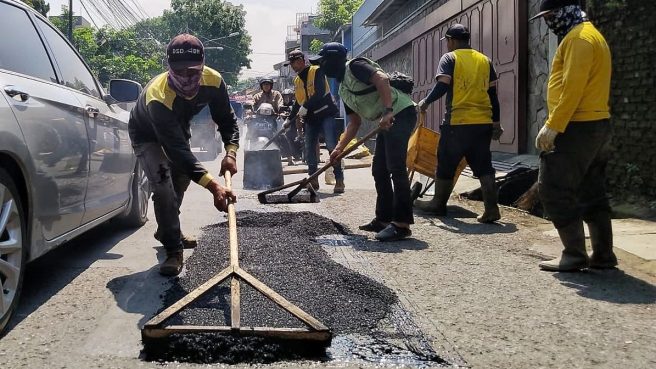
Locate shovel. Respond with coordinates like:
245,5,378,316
257,126,381,204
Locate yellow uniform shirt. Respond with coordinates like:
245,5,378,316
546,22,612,132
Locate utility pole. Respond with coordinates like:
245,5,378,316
67,0,73,41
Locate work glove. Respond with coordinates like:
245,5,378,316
535,125,559,152
417,98,428,112
492,122,504,141
298,106,308,117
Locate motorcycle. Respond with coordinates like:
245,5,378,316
245,103,278,150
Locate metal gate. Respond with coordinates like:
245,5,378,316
412,0,527,153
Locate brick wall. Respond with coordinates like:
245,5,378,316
586,0,656,201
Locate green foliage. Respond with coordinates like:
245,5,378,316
22,0,50,16
231,77,258,93
44,0,251,87
309,39,325,54
314,0,364,33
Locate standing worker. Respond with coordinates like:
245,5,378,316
129,34,239,276
284,49,344,193
531,0,616,271
317,43,416,242
253,77,283,113
414,24,503,223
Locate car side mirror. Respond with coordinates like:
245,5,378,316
108,79,142,103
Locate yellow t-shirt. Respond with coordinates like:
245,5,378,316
546,22,612,132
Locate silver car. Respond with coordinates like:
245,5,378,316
0,0,148,334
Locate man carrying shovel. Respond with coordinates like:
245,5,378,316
284,49,344,193
318,43,417,242
129,34,238,276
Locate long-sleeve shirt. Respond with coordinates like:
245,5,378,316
128,66,239,186
253,90,283,113
546,22,612,132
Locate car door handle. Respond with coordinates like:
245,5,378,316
4,86,30,102
85,105,100,118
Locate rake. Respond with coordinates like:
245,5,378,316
141,171,331,346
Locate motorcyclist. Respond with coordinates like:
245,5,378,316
253,78,283,114
279,88,303,162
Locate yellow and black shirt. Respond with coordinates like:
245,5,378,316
435,49,497,125
128,66,239,185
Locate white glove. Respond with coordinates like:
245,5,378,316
535,125,559,152
298,106,308,117
417,98,428,112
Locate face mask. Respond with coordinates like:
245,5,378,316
321,58,346,80
168,68,203,98
545,5,584,38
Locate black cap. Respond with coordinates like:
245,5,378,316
309,42,348,64
441,24,470,41
529,0,580,21
167,34,204,70
283,49,305,66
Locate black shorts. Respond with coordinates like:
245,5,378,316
436,124,494,180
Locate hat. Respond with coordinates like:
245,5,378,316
529,0,580,21
309,42,348,64
167,34,204,70
283,49,305,66
440,24,470,40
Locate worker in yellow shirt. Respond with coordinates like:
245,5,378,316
531,0,616,272
415,24,503,223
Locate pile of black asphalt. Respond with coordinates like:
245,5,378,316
142,211,399,364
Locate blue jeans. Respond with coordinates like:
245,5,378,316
304,116,343,180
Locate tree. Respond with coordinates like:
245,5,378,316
314,0,363,34
22,0,50,16
145,0,252,86
309,39,325,54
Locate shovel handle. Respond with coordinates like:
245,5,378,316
261,125,289,150
287,126,381,199
224,171,239,267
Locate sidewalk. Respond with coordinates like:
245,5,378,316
450,172,656,277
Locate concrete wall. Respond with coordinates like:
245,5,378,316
586,0,656,201
526,0,550,155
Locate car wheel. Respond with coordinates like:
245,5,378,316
117,162,149,227
0,168,27,336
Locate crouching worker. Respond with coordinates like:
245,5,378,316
128,34,239,276
415,24,503,223
316,42,417,242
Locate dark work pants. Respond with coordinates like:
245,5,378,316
372,107,417,224
538,120,612,229
133,142,190,254
436,124,495,180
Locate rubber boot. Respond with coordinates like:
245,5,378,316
586,214,618,269
539,221,589,272
334,179,345,194
476,175,501,223
413,179,453,216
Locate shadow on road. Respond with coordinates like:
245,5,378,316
353,238,429,253
8,221,139,333
105,247,173,329
554,269,656,304
422,213,518,235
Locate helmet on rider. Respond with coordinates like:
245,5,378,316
259,78,274,89
282,88,294,105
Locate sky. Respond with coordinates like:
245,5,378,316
46,0,316,79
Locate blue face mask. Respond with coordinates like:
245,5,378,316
545,5,584,38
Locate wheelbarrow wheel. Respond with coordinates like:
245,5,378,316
411,182,423,201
